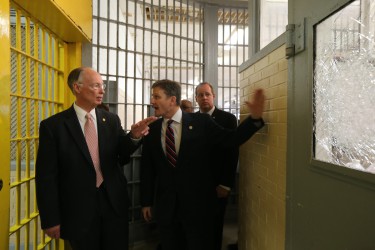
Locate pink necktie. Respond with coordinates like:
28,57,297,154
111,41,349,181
85,113,103,187
166,119,177,167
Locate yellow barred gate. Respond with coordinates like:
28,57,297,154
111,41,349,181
0,0,91,249
8,3,65,249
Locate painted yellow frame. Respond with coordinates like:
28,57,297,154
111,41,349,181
0,0,12,247
0,0,91,249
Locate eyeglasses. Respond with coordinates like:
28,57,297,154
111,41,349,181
91,83,106,90
77,82,106,90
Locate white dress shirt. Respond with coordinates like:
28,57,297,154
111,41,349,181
74,103,97,134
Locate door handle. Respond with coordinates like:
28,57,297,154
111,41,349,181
0,179,3,191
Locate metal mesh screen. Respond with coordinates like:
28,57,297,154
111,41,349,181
92,0,204,227
218,7,249,118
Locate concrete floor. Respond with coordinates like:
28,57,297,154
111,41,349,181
129,205,238,250
129,222,238,250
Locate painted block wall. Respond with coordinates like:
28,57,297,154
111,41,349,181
238,44,287,250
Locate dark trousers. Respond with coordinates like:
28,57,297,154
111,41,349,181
68,184,129,250
214,197,228,250
159,209,215,250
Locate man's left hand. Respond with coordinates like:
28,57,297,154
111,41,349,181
130,116,158,139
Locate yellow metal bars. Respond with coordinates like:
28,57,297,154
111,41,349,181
9,2,64,250
0,0,12,248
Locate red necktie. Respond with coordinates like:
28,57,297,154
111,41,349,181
85,113,103,187
166,119,177,167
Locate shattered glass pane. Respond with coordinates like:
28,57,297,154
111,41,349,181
314,0,375,173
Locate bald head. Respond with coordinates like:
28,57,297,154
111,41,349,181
181,99,193,113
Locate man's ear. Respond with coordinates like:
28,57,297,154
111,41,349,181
73,82,80,94
170,96,177,105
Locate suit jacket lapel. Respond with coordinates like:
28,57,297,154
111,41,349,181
179,112,193,162
96,109,106,161
154,118,165,158
211,106,219,120
64,106,93,166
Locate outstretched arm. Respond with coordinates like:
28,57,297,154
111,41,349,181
232,88,265,145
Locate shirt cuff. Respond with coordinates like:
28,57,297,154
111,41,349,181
130,136,142,145
219,185,231,191
250,116,264,127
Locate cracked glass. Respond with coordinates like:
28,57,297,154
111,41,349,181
314,0,375,173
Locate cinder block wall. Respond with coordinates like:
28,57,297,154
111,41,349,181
238,44,287,250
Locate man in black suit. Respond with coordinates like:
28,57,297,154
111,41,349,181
195,82,239,250
140,79,265,250
35,67,156,250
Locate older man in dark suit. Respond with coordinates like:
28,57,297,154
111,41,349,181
35,67,156,250
140,79,265,250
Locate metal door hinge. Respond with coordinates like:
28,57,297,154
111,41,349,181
286,19,305,58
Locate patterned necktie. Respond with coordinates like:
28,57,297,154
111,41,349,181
166,119,177,167
84,113,103,187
